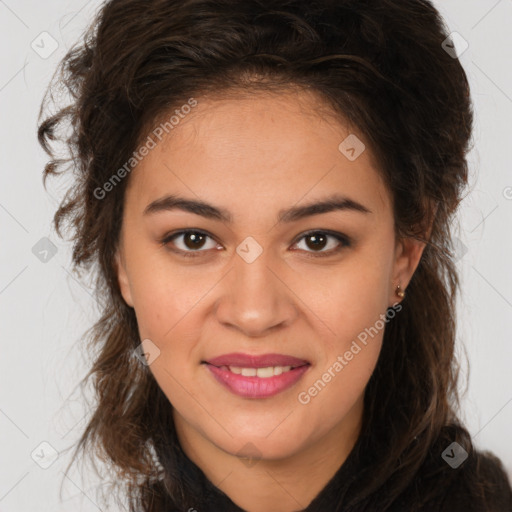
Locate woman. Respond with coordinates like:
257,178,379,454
38,0,512,510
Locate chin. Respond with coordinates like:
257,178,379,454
212,425,311,462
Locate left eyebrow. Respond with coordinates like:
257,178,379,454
142,193,372,223
278,194,372,222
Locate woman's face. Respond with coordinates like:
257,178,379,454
115,89,424,463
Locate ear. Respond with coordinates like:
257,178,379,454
114,249,134,308
390,236,426,305
390,201,437,305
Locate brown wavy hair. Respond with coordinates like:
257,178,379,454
37,0,505,510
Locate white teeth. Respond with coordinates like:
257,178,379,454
228,365,293,378
255,367,274,378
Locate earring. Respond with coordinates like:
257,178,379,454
396,284,405,298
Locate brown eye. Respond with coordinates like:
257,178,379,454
161,230,219,257
182,231,207,250
304,233,328,251
292,230,351,257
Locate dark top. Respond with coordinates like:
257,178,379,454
150,425,512,512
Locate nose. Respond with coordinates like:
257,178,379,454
214,246,298,338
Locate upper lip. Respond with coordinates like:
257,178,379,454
204,352,310,368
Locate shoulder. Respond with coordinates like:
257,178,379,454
391,431,512,512
436,448,512,512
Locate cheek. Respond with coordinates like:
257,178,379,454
295,336,381,445
298,255,392,349
295,251,392,407
297,288,387,430
125,248,212,340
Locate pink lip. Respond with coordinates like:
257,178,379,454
203,352,310,399
205,352,309,368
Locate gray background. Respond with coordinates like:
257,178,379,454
1,0,511,510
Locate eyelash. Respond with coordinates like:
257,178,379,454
159,229,352,259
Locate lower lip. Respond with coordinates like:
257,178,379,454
205,364,310,398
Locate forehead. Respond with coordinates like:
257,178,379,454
126,90,391,218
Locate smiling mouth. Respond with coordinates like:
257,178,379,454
205,363,306,378
201,353,311,398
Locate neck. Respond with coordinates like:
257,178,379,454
174,397,364,512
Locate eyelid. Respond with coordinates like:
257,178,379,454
160,228,352,258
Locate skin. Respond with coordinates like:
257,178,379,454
115,88,427,512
